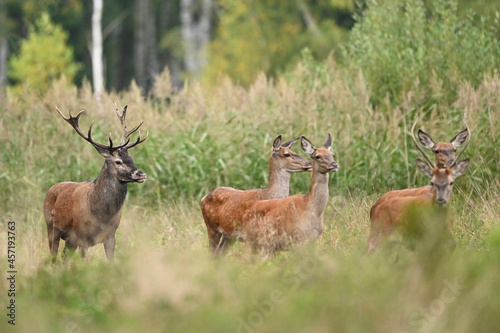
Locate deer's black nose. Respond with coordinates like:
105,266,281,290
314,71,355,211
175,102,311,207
436,198,446,205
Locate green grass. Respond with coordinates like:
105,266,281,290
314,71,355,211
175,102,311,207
1,36,499,332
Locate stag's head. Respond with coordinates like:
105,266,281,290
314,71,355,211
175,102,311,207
412,119,470,168
56,102,148,183
271,135,313,173
301,133,339,173
412,119,471,205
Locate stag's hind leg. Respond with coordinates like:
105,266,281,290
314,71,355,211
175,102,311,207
206,225,223,254
46,223,62,261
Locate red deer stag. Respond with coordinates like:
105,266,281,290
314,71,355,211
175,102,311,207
372,119,470,207
200,136,313,256
241,133,339,256
44,103,147,261
367,125,471,254
414,120,469,168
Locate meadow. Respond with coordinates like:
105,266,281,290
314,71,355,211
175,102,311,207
0,54,499,333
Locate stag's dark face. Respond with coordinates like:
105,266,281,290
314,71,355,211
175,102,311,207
107,148,146,183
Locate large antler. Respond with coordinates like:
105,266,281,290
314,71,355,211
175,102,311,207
113,101,148,149
411,118,434,167
449,120,471,168
56,106,130,152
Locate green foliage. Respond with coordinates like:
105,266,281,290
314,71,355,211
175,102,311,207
7,12,82,93
344,0,500,105
203,0,353,86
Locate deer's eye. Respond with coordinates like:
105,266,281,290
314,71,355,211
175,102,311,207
450,182,454,186
115,160,123,165
316,155,321,159
284,153,290,157
430,182,434,186
432,150,438,154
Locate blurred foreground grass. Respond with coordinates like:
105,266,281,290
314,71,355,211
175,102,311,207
1,195,499,333
0,57,499,332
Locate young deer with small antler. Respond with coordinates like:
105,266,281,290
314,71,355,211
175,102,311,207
371,119,470,207
44,103,147,261
200,136,312,256
367,123,471,254
241,134,338,255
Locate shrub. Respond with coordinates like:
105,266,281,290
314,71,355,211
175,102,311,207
344,0,500,105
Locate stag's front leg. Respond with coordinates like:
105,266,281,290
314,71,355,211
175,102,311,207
103,234,116,261
62,237,78,260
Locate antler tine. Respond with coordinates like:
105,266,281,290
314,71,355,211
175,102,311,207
411,117,435,167
125,130,149,150
56,106,117,151
449,120,471,168
113,102,143,144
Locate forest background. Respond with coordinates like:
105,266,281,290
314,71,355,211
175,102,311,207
1,0,500,332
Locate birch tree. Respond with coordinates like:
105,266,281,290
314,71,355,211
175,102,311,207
92,0,104,97
180,0,212,77
0,0,7,88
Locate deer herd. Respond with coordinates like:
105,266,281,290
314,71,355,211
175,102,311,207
44,103,471,261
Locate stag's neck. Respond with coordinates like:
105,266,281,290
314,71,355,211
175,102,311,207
89,163,127,219
265,163,291,199
308,170,330,217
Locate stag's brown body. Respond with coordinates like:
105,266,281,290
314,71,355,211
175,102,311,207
241,134,338,255
200,136,312,255
44,104,147,261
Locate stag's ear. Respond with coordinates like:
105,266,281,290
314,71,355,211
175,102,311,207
301,136,315,155
452,158,470,178
272,135,282,153
93,145,112,158
281,137,299,149
450,128,468,148
417,129,436,149
416,158,433,177
323,132,332,150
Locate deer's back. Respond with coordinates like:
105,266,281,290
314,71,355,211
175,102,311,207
242,194,312,243
200,187,267,235
370,187,434,234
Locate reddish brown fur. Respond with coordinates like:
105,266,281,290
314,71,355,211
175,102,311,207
44,105,146,261
241,134,338,255
367,160,469,254
200,136,312,255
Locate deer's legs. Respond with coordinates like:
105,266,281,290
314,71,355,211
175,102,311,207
62,237,78,260
47,224,61,261
103,235,116,261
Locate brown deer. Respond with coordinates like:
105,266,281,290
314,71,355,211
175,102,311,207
372,119,470,208
241,133,338,256
44,103,147,261
367,125,471,254
200,135,313,256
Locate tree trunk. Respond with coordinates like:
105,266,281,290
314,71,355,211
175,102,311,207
0,0,8,88
180,0,212,78
135,0,148,89
92,0,104,98
134,0,159,94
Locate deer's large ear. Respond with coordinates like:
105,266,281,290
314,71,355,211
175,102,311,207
416,158,433,177
418,129,436,149
272,135,282,153
323,132,332,150
452,158,470,178
92,142,112,158
450,128,468,148
301,136,315,155
281,137,299,149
